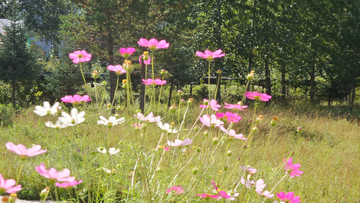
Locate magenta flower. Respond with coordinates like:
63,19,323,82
220,128,247,140
284,158,303,178
139,54,151,65
138,38,169,51
0,174,22,194
142,78,154,86
200,99,221,111
166,185,184,195
156,146,169,151
69,50,92,64
224,102,248,111
107,65,127,75
35,163,75,182
195,193,220,199
199,114,224,128
55,180,83,188
277,192,301,203
167,139,192,147
135,112,161,122
5,142,47,158
154,79,167,85
119,47,136,58
211,180,235,200
244,91,272,102
196,49,225,61
61,94,91,105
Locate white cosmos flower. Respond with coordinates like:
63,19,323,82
45,119,68,129
220,128,247,140
103,167,116,174
167,139,193,147
97,147,107,154
157,121,178,133
97,116,125,126
135,112,161,122
59,108,85,126
108,148,120,155
34,101,60,116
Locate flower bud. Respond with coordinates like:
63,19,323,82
156,167,162,172
169,103,176,113
223,165,228,171
102,81,107,85
243,145,248,149
106,103,112,108
217,69,222,74
177,90,183,96
194,126,199,132
252,127,258,133
40,187,50,199
160,69,166,75
204,130,209,136
192,167,199,175
255,115,263,124
92,70,99,79
9,194,16,203
227,150,232,156
271,116,278,126
297,127,303,133
249,119,253,124
246,70,255,81
180,99,184,104
203,99,209,105
187,98,193,105
143,51,149,60
212,137,219,145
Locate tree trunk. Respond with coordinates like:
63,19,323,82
265,59,271,106
108,29,115,114
281,60,286,101
310,62,316,103
350,85,356,111
168,82,174,108
216,72,221,104
140,63,145,113
11,81,16,107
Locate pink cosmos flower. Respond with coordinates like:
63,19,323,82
5,142,47,158
284,158,303,178
35,163,75,182
139,54,151,65
142,78,154,85
220,128,247,140
107,65,127,75
239,166,257,174
196,49,225,61
156,146,169,151
200,99,221,111
61,95,91,104
276,192,301,203
167,139,192,147
154,79,166,85
216,112,241,123
224,102,248,111
199,114,224,128
55,180,83,188
244,91,272,102
211,180,236,200
166,185,184,195
138,38,169,50
119,47,136,58
195,193,220,199
69,50,92,64
0,174,22,194
135,112,161,122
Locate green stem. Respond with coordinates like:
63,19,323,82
208,61,211,101
79,62,87,85
214,72,221,100
110,75,119,114
98,85,106,115
16,163,25,184
144,64,148,112
157,75,164,114
54,185,59,202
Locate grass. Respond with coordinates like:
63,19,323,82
0,99,359,202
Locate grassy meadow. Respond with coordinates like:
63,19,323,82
0,99,359,202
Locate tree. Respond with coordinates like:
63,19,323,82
0,2,43,107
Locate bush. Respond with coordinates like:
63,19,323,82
0,103,13,127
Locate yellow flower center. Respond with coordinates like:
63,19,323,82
78,54,83,58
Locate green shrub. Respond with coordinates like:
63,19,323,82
0,103,13,127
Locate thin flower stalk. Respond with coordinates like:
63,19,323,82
214,71,221,101
110,74,120,114
261,174,288,203
156,74,165,114
186,107,205,137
